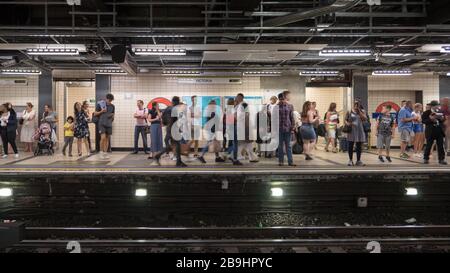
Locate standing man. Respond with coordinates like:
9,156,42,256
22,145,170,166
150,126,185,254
189,95,201,157
133,100,149,154
423,100,447,165
397,101,416,159
94,93,115,159
277,93,296,167
232,93,245,165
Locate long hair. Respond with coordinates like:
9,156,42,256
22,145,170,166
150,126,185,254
301,101,311,118
328,102,337,112
74,102,81,115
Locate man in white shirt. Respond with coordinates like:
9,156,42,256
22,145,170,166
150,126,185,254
133,100,149,154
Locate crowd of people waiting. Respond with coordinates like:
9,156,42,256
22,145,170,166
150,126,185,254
0,92,448,168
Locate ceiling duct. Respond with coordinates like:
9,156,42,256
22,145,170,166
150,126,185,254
261,0,363,27
111,45,137,76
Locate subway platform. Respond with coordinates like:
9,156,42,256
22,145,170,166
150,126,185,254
0,148,448,175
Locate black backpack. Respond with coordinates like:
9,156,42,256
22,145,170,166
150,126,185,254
161,106,173,126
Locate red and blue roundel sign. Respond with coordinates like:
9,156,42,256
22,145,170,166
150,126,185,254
147,97,172,110
375,101,400,113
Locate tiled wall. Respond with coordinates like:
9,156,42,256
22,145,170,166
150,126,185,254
305,87,346,120
0,75,39,110
110,75,262,148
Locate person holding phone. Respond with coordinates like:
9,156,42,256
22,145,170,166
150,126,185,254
94,93,115,159
422,100,447,165
345,102,367,166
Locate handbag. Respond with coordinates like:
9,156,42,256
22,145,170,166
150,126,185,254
342,124,352,134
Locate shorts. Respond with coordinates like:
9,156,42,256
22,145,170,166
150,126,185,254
400,129,413,142
413,124,424,133
376,135,392,150
99,125,112,135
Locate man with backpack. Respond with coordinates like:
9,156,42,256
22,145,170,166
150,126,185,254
153,96,187,167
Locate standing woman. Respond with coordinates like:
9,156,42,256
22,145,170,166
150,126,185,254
1,103,19,158
324,102,339,153
20,102,37,152
345,102,367,166
73,102,90,156
412,103,425,158
82,101,95,153
147,102,163,159
311,102,320,149
300,101,318,160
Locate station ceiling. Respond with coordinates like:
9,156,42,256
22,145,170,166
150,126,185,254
0,0,449,74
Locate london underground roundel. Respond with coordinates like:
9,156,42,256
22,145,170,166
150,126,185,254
375,101,400,113
148,97,172,110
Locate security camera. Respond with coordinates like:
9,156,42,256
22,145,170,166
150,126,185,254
66,0,81,5
367,0,381,5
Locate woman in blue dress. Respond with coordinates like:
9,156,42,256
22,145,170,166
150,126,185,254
147,101,163,159
74,102,90,157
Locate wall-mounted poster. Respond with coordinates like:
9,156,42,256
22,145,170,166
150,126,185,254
182,96,222,126
224,96,264,111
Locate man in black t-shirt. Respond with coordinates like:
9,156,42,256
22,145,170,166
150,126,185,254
422,100,447,165
94,93,115,159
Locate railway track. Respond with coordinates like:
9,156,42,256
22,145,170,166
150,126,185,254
7,225,450,253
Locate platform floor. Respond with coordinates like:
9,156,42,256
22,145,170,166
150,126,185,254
0,145,449,175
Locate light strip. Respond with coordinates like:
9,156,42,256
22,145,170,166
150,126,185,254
1,69,42,75
162,70,201,76
447,72,450,77
299,71,340,76
94,69,128,75
26,48,79,55
319,49,372,57
134,48,186,56
440,46,450,53
243,71,282,76
372,70,412,76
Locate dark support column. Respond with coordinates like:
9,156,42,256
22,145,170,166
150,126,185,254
95,74,111,152
439,75,450,99
353,75,368,111
38,71,53,123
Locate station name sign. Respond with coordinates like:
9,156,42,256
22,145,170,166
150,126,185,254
177,78,242,85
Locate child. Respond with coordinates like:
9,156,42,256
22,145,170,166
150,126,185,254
376,105,395,162
62,116,74,156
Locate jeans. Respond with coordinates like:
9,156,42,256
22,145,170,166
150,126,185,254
62,136,74,155
1,127,18,154
134,126,148,152
278,131,293,164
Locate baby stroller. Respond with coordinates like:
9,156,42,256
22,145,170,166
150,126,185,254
33,122,56,156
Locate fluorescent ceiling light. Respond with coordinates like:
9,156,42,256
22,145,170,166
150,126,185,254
243,71,282,76
162,70,201,76
94,69,127,75
299,70,340,76
447,72,450,76
405,187,418,196
133,48,186,56
271,187,283,197
0,188,13,197
372,70,412,76
1,69,42,75
26,48,79,55
381,53,413,57
319,49,372,57
135,188,147,197
441,46,450,53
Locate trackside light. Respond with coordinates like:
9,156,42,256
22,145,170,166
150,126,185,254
135,188,147,197
0,188,13,197
271,187,283,197
405,187,418,196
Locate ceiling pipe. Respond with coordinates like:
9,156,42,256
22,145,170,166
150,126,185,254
261,0,363,27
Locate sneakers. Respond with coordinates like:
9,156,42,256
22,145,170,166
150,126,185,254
14,154,19,158
439,160,448,165
2,154,7,159
347,160,354,166
386,156,392,163
305,155,313,160
288,163,297,167
355,161,365,166
378,155,385,163
197,156,207,164
233,160,243,166
332,148,338,153
176,161,188,167
215,157,225,163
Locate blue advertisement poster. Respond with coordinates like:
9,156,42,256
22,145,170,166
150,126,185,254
182,96,222,126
